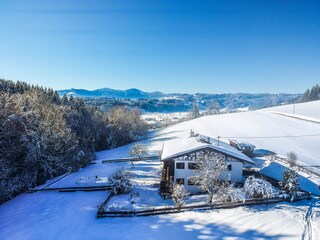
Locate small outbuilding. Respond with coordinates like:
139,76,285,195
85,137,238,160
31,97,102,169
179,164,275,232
229,139,256,157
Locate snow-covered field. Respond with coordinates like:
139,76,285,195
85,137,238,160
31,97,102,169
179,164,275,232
1,187,319,239
1,100,320,239
142,112,190,122
142,112,190,128
263,100,320,120
35,162,126,189
149,100,320,167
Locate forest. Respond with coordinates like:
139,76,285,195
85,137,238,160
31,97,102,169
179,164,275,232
0,79,148,203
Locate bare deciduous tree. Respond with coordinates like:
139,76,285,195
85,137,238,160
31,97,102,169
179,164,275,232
129,144,148,159
287,151,298,167
129,143,148,167
193,151,229,203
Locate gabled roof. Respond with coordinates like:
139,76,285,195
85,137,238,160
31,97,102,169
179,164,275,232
161,135,255,164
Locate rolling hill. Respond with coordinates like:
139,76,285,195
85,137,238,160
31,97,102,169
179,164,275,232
58,87,302,112
146,100,320,166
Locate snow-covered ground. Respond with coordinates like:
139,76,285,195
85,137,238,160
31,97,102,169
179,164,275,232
263,100,320,120
1,189,319,239
1,100,320,239
142,112,190,121
142,112,190,128
35,162,128,189
148,100,320,167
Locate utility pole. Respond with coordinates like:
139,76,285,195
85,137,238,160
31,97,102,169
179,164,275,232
217,136,220,146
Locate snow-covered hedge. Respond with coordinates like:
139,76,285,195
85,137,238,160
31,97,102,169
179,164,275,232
106,202,133,212
214,185,246,203
244,176,279,199
109,170,131,194
130,192,141,204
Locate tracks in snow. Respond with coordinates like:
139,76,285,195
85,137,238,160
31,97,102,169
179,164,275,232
301,198,318,240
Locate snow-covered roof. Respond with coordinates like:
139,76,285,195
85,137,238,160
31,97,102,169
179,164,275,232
161,135,254,164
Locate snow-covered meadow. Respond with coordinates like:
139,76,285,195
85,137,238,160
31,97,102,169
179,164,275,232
150,100,320,166
1,100,320,239
263,100,320,120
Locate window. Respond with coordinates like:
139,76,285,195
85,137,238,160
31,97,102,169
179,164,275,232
188,162,198,169
176,162,185,169
176,178,184,185
227,164,232,171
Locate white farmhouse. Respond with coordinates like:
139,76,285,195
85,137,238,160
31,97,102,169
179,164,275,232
160,134,254,194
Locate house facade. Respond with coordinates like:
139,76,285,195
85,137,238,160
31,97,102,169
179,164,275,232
160,134,254,194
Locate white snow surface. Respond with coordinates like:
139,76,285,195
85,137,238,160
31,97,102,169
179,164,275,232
1,190,319,240
263,100,320,120
1,100,320,239
150,101,320,166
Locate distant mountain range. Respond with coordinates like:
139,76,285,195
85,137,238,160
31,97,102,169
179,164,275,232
58,87,303,112
58,88,165,99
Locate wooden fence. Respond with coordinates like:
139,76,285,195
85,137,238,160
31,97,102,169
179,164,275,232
273,112,320,124
274,155,320,179
102,155,160,164
31,172,73,192
97,192,311,218
28,185,112,193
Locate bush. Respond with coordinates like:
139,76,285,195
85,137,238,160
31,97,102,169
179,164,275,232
106,203,131,212
130,192,140,204
244,176,278,199
109,170,131,195
171,184,189,208
214,185,246,203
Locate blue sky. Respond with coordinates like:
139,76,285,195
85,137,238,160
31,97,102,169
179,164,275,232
0,0,319,93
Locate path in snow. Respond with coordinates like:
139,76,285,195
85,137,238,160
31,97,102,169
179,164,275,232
301,199,315,240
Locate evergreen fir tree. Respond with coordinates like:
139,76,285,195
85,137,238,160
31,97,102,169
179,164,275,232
191,98,200,119
302,84,320,102
281,169,299,201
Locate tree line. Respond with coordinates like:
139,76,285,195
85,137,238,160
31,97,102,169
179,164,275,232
0,79,148,203
301,84,320,102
